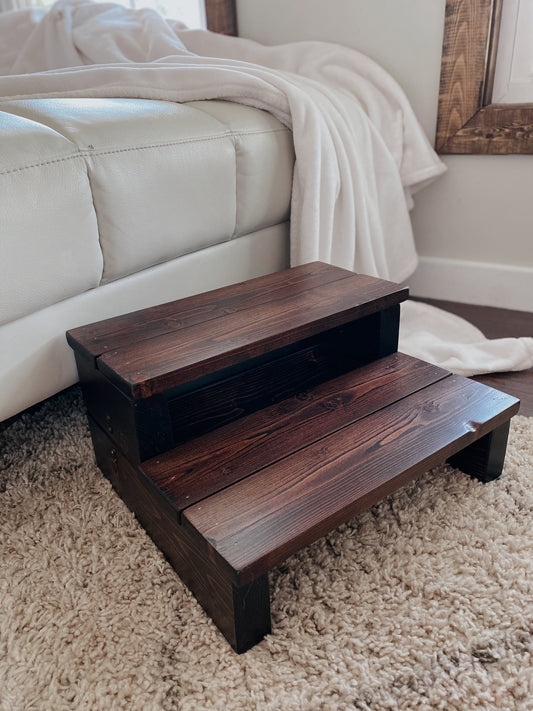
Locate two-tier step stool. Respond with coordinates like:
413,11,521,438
67,262,520,653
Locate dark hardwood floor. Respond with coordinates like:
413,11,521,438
416,299,533,416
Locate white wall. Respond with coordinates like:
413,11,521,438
237,0,533,310
237,0,444,139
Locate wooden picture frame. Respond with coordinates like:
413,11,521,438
205,0,237,35
436,0,533,154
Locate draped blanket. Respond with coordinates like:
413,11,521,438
1,0,532,375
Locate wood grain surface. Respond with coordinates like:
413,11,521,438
143,354,450,516
436,0,494,150
183,376,519,584
442,104,533,154
436,0,533,154
68,264,406,462
96,275,407,398
67,263,353,361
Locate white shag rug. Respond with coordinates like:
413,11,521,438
0,388,532,711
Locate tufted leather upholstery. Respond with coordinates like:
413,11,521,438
0,97,294,325
0,97,294,420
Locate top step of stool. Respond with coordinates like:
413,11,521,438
67,262,408,400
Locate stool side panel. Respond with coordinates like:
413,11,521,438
88,416,269,650
74,351,141,463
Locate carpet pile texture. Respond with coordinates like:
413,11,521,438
0,388,532,711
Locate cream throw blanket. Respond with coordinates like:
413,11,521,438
1,0,532,376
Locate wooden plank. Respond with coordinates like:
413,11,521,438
97,275,408,398
183,376,519,584
143,353,450,516
66,263,353,361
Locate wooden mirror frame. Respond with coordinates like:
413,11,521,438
436,0,533,153
205,0,237,35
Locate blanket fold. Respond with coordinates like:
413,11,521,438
1,0,531,377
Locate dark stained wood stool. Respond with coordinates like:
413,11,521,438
67,262,519,653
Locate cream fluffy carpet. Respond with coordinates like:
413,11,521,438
1,388,532,711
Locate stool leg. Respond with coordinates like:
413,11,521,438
448,421,511,483
376,304,401,358
230,576,271,653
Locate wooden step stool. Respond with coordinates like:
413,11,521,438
67,262,519,653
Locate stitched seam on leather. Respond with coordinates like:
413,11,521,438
229,128,289,136
231,133,238,240
1,128,288,176
0,153,83,176
80,154,106,285
83,129,288,155
80,127,289,154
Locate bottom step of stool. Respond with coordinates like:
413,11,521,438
92,354,519,653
